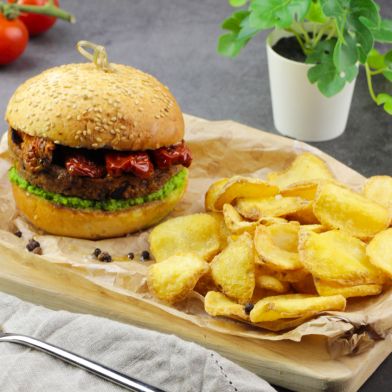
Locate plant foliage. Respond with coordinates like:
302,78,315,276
218,0,392,114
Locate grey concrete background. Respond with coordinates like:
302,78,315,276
0,0,391,391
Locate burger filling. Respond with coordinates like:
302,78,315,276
9,129,191,210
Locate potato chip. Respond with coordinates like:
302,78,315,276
205,178,228,211
299,224,327,234
148,253,209,303
259,217,288,225
149,213,222,262
287,203,319,224
363,176,392,215
223,203,258,234
213,176,279,211
367,228,392,278
267,153,334,188
210,232,255,303
255,274,290,294
209,212,231,249
314,279,382,298
256,264,308,283
250,294,346,323
291,275,317,294
313,182,390,238
299,230,384,285
236,196,309,221
254,222,303,270
280,181,319,200
204,291,249,320
194,271,218,296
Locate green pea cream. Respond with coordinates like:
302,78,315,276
9,166,187,212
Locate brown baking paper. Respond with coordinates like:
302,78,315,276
1,114,392,356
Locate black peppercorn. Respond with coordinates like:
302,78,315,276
26,239,40,252
98,252,112,263
244,303,254,315
127,252,134,260
140,250,150,261
14,230,22,238
93,248,101,258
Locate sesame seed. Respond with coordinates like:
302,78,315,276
96,137,102,142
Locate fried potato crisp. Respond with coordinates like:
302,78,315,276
267,153,334,188
299,230,384,285
256,264,308,283
314,279,382,298
204,291,249,320
223,203,258,234
250,294,346,323
205,178,228,211
254,222,303,271
363,176,392,215
149,213,222,262
210,232,255,304
255,274,290,294
236,196,309,220
280,181,319,200
213,176,279,211
147,253,209,303
313,182,390,238
367,228,392,278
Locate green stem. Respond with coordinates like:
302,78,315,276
312,25,327,48
365,62,378,103
294,21,311,45
1,1,75,23
287,28,308,55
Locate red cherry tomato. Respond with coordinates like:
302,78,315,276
0,13,29,65
8,0,60,36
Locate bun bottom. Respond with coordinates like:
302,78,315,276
11,179,187,239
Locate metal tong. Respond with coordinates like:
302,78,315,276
0,332,165,392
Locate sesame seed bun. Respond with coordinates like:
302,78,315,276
6,63,184,151
11,176,187,239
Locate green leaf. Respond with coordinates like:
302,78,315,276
385,50,392,67
383,70,392,82
320,0,349,30
376,93,392,115
333,33,358,70
237,14,263,40
249,0,312,29
307,39,358,97
221,10,249,32
361,18,392,43
306,0,328,23
348,17,373,63
217,33,248,57
367,48,385,69
229,0,248,7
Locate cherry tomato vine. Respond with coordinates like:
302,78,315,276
0,0,75,65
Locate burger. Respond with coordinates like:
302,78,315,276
6,62,191,239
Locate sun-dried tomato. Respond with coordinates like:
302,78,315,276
65,154,105,178
21,133,55,173
152,141,192,169
105,152,154,179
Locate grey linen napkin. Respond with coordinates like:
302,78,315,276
0,293,276,392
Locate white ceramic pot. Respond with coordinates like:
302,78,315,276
266,29,357,142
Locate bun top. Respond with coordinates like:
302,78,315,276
6,63,184,150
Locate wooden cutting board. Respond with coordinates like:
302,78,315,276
0,240,390,392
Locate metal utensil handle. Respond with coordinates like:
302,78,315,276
0,333,164,392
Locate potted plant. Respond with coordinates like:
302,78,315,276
218,0,392,141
